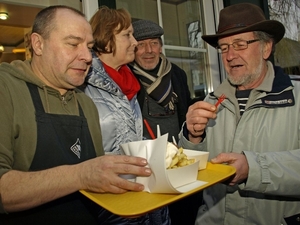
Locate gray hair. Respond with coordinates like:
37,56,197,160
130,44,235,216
253,31,275,53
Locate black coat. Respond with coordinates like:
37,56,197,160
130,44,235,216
136,63,192,128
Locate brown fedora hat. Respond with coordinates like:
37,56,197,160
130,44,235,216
202,3,285,48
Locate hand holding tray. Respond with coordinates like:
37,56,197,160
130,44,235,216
80,162,236,218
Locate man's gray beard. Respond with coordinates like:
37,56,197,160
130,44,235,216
227,72,260,86
227,58,263,87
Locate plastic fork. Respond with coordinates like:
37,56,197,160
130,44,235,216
215,94,226,108
143,119,156,139
157,124,161,138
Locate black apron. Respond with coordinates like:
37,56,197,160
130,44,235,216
0,83,99,225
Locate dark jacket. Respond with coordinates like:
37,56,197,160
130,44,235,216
136,63,192,129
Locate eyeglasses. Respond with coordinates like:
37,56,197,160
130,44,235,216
146,97,175,117
216,39,260,53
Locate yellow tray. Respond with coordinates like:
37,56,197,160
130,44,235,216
80,162,235,217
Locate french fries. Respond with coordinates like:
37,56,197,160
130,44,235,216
167,146,195,169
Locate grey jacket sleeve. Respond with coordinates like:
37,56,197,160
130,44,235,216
242,149,300,198
178,122,207,152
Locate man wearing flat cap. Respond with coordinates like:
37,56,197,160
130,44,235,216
179,3,300,225
129,19,191,143
129,20,199,225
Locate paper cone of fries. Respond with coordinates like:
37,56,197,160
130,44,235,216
120,134,208,194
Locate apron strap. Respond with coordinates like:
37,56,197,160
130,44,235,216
26,82,45,113
26,82,85,117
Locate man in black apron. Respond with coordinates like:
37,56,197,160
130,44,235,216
0,5,151,225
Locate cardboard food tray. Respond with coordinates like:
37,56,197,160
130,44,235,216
80,162,236,218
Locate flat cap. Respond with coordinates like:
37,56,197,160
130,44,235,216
132,19,164,41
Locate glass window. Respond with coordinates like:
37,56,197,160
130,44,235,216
166,49,207,99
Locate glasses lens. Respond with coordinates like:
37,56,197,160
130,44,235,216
233,40,247,50
217,45,228,53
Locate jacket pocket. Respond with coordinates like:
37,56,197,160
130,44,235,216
284,213,300,225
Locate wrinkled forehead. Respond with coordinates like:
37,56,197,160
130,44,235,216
51,9,93,40
53,9,87,30
218,31,255,44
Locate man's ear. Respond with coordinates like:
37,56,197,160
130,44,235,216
30,33,43,56
263,41,273,60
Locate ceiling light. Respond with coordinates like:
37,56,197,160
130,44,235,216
0,12,9,20
13,48,25,53
0,45,4,52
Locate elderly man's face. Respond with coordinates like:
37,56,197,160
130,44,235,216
218,31,272,90
134,38,162,70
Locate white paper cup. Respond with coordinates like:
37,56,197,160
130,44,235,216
184,150,209,170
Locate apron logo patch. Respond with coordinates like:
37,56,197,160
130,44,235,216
70,138,81,159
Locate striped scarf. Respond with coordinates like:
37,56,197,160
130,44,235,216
130,54,178,110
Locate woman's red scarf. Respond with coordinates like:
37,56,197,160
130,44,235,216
102,62,140,100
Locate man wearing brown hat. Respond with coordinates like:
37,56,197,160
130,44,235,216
129,20,200,225
179,3,300,225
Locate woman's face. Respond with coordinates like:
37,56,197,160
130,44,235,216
108,24,137,70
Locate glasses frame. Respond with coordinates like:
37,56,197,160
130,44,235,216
216,39,260,53
145,97,175,117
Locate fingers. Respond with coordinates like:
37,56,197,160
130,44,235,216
113,154,148,166
190,123,205,135
107,155,151,176
188,101,216,112
211,152,233,164
79,155,151,193
211,153,249,185
100,176,146,194
186,101,216,137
